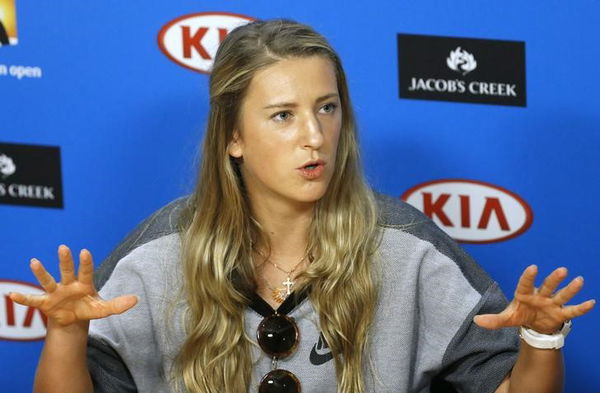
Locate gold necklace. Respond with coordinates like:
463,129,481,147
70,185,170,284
261,253,309,303
262,277,290,304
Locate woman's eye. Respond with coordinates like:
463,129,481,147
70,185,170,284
273,111,292,122
321,103,337,113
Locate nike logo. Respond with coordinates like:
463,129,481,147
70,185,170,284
310,333,333,365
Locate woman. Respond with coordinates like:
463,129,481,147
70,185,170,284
10,19,594,393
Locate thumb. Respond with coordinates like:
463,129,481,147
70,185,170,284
473,313,510,330
106,295,139,315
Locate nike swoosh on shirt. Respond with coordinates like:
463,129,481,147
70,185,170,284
310,333,333,365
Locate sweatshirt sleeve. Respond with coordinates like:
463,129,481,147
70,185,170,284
436,281,519,393
88,335,137,393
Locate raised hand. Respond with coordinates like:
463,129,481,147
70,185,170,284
9,245,138,326
474,265,595,334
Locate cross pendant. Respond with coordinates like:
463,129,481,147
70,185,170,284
282,277,294,295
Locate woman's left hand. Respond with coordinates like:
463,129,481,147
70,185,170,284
474,265,595,334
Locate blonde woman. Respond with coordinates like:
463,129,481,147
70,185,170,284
10,19,594,393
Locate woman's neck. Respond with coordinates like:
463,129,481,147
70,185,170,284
248,196,315,308
250,197,313,262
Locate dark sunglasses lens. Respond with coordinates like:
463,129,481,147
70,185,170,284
257,314,299,357
259,369,301,393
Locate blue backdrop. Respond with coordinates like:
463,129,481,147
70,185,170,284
1,1,598,391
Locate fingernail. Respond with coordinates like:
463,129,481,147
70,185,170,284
576,276,584,282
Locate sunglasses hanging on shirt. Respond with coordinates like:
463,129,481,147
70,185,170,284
257,313,301,393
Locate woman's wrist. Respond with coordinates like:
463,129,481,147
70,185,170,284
46,319,89,341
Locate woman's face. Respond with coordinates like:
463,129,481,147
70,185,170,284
228,56,342,209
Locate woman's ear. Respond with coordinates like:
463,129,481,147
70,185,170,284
228,130,243,158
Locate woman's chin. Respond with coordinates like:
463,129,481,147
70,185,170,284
295,183,330,203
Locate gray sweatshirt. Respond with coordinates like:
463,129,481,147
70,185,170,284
88,193,518,393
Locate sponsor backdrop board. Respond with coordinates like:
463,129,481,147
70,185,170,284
1,1,599,391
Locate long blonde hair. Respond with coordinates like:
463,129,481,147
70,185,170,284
175,19,380,393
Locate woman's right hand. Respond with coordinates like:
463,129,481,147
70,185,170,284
9,245,138,326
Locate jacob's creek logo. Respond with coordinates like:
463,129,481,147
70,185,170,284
401,179,533,243
398,34,526,106
446,47,477,75
0,280,47,341
158,12,254,74
0,142,63,208
0,0,17,46
0,153,16,178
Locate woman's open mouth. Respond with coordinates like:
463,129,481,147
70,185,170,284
297,160,325,179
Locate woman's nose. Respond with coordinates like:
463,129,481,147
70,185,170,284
300,113,324,149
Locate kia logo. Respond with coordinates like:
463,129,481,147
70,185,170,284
157,12,255,74
401,179,533,243
0,280,47,341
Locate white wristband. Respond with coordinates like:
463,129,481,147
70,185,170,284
519,320,572,349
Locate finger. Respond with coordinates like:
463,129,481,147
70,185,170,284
104,295,139,316
538,267,568,297
8,292,46,308
553,276,584,305
515,265,538,296
474,312,512,330
30,258,58,293
561,299,596,319
78,249,95,286
58,245,76,284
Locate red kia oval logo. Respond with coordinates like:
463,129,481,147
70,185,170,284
0,280,47,341
401,179,533,243
157,12,255,74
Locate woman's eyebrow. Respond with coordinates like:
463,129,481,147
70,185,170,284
262,93,339,110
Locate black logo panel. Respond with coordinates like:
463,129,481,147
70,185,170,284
398,33,526,107
0,142,63,208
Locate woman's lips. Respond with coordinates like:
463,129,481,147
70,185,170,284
297,162,325,179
